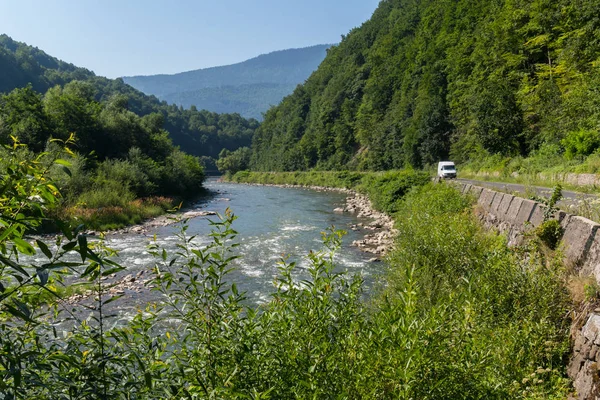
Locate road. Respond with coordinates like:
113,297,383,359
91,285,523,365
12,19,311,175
455,178,597,206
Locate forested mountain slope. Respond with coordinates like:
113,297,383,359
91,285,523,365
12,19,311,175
123,45,330,119
0,34,259,159
250,0,600,171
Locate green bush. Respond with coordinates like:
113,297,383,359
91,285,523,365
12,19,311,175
77,180,135,209
162,149,205,196
380,184,570,398
536,219,564,250
95,159,156,198
562,129,600,160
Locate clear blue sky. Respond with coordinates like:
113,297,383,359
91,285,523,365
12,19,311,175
0,0,380,78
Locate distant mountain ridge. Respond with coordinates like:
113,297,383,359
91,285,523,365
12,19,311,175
123,45,331,119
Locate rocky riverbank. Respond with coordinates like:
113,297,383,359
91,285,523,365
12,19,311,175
85,209,218,236
341,193,397,258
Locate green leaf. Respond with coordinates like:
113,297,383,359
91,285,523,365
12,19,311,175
103,294,124,306
102,266,125,276
62,241,77,252
0,224,18,242
78,235,88,262
13,237,35,255
37,268,49,286
4,300,34,323
36,239,53,259
54,158,72,167
60,165,72,177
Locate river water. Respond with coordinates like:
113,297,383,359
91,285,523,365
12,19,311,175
54,179,384,321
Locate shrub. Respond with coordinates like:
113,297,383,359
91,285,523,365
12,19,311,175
162,149,205,196
562,129,600,160
95,158,156,198
536,219,564,250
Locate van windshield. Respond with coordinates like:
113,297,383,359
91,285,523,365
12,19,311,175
442,165,455,170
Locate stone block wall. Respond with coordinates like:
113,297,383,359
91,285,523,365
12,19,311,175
455,182,600,399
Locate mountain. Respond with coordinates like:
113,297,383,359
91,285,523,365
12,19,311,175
249,0,600,171
0,34,259,159
123,45,331,119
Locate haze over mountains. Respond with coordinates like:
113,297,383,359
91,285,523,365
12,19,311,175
123,45,331,119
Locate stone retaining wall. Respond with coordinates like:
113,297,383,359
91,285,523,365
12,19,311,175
454,182,600,399
457,182,598,278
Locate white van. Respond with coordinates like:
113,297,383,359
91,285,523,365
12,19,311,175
437,161,457,179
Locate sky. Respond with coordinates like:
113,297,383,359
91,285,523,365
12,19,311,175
0,0,380,78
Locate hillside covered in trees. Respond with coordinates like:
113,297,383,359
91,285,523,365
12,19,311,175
0,34,262,228
250,0,600,171
0,34,259,160
123,45,330,119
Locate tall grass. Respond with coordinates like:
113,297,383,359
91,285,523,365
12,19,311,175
377,184,571,398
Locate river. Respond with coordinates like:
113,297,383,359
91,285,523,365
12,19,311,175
53,179,385,321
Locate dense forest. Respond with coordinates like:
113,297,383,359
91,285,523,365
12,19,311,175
0,34,260,160
250,0,600,171
124,45,330,120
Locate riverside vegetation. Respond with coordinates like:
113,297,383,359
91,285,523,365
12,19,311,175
0,152,573,398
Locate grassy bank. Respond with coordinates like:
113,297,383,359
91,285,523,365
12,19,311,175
58,196,176,231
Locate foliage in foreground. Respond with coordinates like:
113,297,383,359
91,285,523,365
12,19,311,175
0,139,203,231
0,155,571,398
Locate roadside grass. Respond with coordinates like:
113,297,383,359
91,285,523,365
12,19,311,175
457,170,600,194
371,183,571,398
458,150,600,194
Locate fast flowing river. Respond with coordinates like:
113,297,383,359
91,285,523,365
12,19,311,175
52,179,385,321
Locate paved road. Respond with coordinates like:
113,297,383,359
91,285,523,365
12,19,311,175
455,178,597,205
